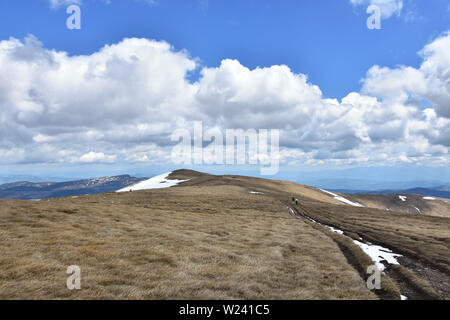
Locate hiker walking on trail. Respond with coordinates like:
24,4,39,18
292,197,295,205
295,198,299,206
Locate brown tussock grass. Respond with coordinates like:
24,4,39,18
0,184,376,300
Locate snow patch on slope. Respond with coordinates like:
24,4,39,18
116,172,188,192
320,220,402,271
325,225,344,235
352,240,402,271
423,197,436,201
291,207,402,272
399,195,407,202
320,189,364,207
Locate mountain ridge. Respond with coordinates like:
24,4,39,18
0,175,146,200
1,169,448,299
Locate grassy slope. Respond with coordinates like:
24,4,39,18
0,181,375,299
0,170,448,299
299,200,450,274
347,193,450,218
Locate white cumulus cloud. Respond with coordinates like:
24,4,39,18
78,152,116,163
0,31,449,168
361,31,450,118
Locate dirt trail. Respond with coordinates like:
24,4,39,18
390,256,450,300
288,203,445,300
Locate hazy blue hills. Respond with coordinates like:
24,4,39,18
0,175,146,200
1,172,449,200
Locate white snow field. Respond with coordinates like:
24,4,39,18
399,196,407,202
320,189,364,207
116,172,189,192
423,197,436,200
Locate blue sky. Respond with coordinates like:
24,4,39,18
1,0,448,98
0,0,449,186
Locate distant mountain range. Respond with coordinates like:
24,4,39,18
1,172,449,200
0,175,146,200
332,186,450,199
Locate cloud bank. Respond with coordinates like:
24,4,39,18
0,31,449,167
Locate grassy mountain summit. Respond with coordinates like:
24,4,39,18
0,169,448,300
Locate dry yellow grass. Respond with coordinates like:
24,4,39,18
231,176,345,206
2,170,447,300
296,198,450,299
424,198,450,218
0,183,376,300
299,201,450,272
